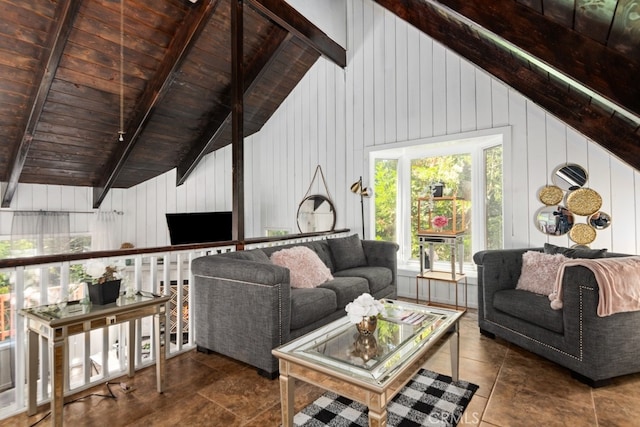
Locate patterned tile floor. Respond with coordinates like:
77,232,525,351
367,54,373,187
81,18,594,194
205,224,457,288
4,308,640,426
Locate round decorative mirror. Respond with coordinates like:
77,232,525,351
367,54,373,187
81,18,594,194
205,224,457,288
552,163,588,191
296,195,336,233
534,205,574,236
588,211,611,230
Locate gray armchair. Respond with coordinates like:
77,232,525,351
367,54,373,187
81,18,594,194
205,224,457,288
475,247,640,386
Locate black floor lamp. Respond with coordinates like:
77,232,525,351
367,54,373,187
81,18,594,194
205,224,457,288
350,176,371,237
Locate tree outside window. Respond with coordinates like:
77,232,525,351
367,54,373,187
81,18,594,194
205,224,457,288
372,136,503,270
410,154,472,262
374,159,398,243
485,145,503,250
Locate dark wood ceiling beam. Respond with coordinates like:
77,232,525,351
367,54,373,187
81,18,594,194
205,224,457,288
175,28,292,185
231,0,244,241
92,0,220,208
436,0,640,121
374,0,640,172
1,0,82,208
247,0,346,67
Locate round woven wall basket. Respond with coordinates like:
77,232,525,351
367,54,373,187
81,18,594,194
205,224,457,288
538,185,564,206
566,188,602,216
569,223,597,245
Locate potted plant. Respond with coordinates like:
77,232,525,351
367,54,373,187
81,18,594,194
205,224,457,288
85,259,125,305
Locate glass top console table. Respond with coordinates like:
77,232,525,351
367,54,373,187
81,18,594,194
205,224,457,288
20,294,170,426
418,232,466,278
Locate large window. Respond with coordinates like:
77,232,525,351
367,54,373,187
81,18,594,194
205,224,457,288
371,133,503,270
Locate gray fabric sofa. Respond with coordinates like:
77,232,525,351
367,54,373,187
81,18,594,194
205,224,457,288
474,245,640,387
191,235,398,378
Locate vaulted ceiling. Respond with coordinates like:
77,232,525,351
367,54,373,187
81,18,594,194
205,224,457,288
1,0,639,209
375,0,640,172
0,0,344,208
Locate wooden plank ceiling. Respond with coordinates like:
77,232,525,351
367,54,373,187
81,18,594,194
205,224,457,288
2,0,639,208
376,0,640,173
0,0,345,207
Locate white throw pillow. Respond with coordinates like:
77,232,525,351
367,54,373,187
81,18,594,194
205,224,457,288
516,251,567,296
270,246,333,288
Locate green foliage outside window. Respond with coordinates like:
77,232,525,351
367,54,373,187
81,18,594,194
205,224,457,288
485,146,503,249
0,235,92,295
0,235,91,342
410,155,472,261
374,159,398,242
372,141,503,268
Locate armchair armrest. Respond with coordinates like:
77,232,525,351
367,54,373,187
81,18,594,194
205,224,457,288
362,240,399,286
191,255,289,285
191,254,291,375
556,264,640,381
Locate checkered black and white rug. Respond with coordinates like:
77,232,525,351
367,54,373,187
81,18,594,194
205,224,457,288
292,369,479,427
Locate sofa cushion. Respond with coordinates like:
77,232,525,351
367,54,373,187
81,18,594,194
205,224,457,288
303,241,336,271
493,289,564,334
225,249,271,263
328,235,368,271
333,266,393,295
319,276,369,309
516,251,567,295
544,243,608,259
270,246,333,288
261,241,335,271
290,288,337,330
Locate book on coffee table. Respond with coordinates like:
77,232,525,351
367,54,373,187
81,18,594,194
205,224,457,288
382,306,440,326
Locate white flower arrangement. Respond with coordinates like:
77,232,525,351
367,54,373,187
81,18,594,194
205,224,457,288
345,293,384,324
85,259,125,284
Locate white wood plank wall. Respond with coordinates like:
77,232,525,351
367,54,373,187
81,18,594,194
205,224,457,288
1,0,639,259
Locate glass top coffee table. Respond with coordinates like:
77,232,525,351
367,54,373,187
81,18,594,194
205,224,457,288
273,299,464,427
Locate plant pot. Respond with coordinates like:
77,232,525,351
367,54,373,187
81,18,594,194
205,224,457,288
87,279,121,305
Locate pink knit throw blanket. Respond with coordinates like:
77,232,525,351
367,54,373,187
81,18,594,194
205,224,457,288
549,256,640,317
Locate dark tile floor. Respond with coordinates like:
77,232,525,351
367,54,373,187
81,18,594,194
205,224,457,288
4,309,640,426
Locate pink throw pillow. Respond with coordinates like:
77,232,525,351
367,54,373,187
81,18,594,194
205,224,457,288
270,246,333,288
516,251,567,296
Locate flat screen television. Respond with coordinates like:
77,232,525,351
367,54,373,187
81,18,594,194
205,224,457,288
166,212,233,245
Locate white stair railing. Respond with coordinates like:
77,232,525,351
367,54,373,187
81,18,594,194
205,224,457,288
0,230,348,421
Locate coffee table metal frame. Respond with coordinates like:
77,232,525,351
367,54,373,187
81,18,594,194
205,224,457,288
273,300,464,427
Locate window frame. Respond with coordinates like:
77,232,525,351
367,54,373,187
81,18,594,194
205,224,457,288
368,128,507,272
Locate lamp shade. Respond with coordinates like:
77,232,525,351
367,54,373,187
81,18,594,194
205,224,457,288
351,176,368,237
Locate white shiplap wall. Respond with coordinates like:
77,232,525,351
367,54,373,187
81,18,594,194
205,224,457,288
0,184,127,243
2,0,639,264
0,148,232,250
244,0,640,255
